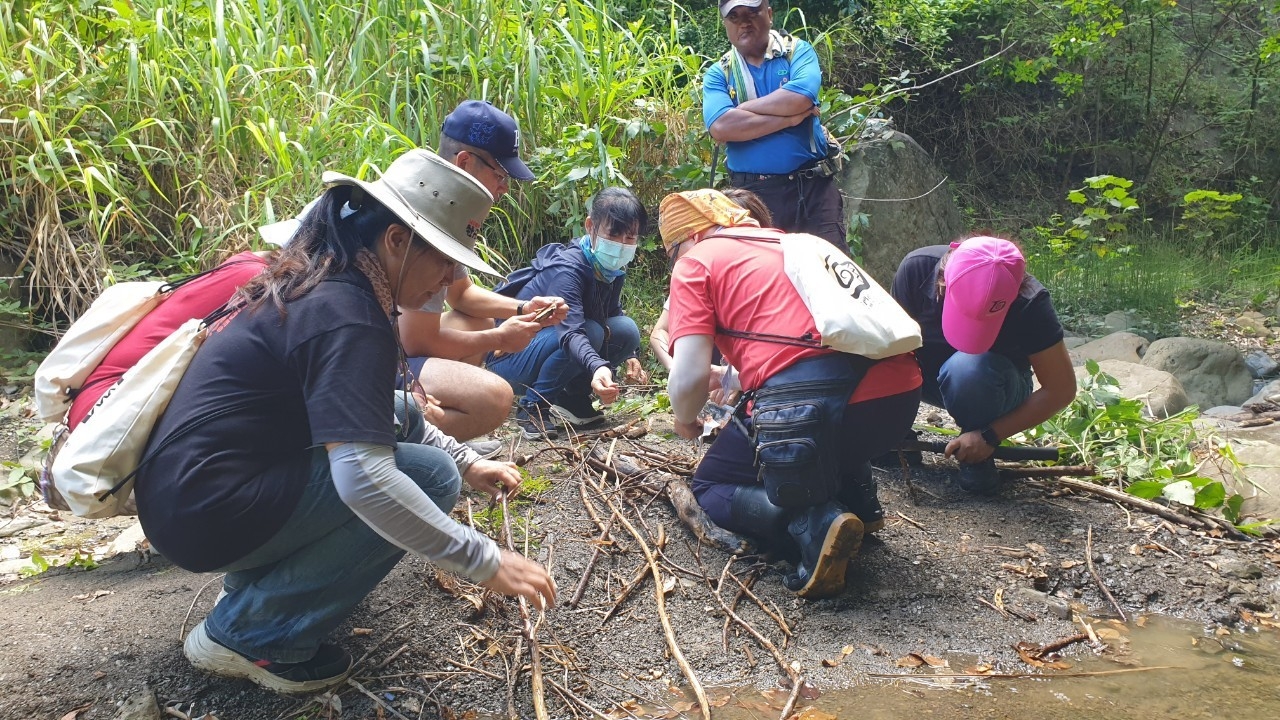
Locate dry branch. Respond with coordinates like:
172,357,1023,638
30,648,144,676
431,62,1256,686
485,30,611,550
1086,526,1127,622
588,467,711,720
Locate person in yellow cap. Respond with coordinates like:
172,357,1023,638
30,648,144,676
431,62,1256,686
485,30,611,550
658,189,921,599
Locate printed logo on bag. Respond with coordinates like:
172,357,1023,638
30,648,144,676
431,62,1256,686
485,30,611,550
988,299,1007,314
824,255,870,299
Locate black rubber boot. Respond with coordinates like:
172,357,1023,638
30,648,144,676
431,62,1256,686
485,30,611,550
839,461,885,534
728,485,793,558
781,500,863,599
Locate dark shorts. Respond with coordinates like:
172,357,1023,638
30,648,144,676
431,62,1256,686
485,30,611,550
729,171,847,254
395,356,429,390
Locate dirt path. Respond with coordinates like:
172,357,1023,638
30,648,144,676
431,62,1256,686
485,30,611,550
2,409,1278,720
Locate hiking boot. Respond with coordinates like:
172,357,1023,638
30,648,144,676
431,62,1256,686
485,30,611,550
550,392,605,427
782,501,863,599
729,485,794,558
839,461,885,534
515,402,560,440
184,620,351,694
464,439,504,460
958,458,1001,495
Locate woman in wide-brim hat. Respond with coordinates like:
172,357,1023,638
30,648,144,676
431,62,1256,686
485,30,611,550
135,149,556,694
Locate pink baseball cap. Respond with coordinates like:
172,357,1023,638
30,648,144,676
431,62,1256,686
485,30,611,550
941,237,1026,354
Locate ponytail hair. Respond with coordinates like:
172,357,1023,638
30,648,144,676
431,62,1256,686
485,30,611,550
238,186,402,316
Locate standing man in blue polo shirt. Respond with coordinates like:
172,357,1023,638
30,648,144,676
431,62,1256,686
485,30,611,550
704,0,848,252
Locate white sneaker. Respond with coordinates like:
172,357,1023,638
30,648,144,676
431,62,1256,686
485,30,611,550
464,439,503,459
184,620,351,694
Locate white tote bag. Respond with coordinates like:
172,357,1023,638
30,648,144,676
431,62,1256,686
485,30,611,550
50,317,209,518
779,232,922,359
34,281,168,423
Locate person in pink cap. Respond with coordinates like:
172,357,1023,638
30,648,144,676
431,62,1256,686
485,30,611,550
889,237,1076,493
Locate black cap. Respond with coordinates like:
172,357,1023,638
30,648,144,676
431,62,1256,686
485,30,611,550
441,100,535,181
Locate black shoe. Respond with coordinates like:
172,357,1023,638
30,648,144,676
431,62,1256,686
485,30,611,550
782,501,863,599
729,485,794,557
516,402,560,440
550,392,605,427
958,458,1001,495
840,461,885,534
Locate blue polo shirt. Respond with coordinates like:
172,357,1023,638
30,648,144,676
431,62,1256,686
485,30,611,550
703,38,828,175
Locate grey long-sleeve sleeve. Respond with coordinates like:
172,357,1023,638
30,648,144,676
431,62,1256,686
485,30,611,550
328,442,500,581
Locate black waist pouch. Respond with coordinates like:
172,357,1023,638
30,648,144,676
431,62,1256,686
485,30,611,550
750,353,873,508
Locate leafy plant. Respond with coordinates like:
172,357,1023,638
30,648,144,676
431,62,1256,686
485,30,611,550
1026,359,1247,525
1178,189,1244,248
1035,175,1141,261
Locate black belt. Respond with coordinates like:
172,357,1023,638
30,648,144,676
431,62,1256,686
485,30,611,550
729,159,831,186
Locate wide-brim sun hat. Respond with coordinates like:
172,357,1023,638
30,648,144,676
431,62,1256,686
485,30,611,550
322,149,499,276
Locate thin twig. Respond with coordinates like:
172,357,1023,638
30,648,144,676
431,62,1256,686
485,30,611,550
1086,526,1127,622
179,573,224,640
866,665,1179,680
443,658,504,681
500,491,549,720
592,457,711,720
347,678,413,720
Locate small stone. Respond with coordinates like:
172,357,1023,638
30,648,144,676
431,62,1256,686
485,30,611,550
1216,559,1264,580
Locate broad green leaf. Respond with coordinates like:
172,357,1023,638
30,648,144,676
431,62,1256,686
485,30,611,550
1193,481,1226,509
1161,480,1196,506
1126,480,1165,499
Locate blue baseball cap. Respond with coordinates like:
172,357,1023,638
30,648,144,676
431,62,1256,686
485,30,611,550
441,100,535,181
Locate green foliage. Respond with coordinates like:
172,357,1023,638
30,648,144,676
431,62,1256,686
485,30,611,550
1178,189,1244,246
1036,175,1140,260
1028,359,1248,526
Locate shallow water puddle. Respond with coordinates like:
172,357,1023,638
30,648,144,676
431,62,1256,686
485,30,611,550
595,616,1280,719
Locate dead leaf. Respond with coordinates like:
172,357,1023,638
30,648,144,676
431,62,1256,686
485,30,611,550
1026,542,1046,555
1060,559,1082,569
761,687,791,707
670,701,694,712
662,576,676,596
967,663,994,674
709,695,732,707
922,655,949,668
895,653,926,668
351,627,373,636
58,703,92,720
1135,616,1148,627
799,682,821,700
92,671,106,680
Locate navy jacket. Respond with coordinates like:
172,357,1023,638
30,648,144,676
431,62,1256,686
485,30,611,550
494,241,630,376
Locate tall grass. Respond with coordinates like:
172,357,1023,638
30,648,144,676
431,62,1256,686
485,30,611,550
2,0,710,325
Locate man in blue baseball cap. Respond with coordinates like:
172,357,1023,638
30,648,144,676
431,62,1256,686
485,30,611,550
397,101,567,449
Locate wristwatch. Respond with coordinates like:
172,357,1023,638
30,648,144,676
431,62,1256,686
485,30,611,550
516,302,526,316
979,427,1001,448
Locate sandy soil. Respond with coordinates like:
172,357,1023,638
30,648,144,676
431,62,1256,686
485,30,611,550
2,406,1279,720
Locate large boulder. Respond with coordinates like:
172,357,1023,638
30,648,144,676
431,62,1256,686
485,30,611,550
1078,360,1190,418
1070,331,1149,366
1214,423,1280,522
838,129,964,284
1141,337,1254,409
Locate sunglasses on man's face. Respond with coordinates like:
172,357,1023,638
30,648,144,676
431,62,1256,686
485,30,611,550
470,151,509,182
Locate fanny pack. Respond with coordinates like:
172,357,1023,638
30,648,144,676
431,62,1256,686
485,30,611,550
743,353,874,508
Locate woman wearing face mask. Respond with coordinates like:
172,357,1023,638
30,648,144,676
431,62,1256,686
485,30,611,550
488,188,649,439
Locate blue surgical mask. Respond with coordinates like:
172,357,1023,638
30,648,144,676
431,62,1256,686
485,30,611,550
592,236,637,271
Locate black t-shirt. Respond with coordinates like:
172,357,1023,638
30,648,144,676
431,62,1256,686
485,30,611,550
891,245,1064,387
135,270,398,572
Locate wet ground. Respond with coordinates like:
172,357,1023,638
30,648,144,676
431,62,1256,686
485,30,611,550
2,410,1279,719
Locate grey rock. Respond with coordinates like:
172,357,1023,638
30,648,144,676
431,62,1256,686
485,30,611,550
1216,558,1264,580
1009,587,1072,620
1245,379,1280,411
112,686,160,720
1064,336,1091,350
1235,313,1272,338
1209,422,1280,520
1070,331,1149,366
0,517,47,538
839,130,965,285
1104,310,1142,333
1244,351,1279,379
1141,337,1254,408
1203,405,1244,418
1077,360,1190,418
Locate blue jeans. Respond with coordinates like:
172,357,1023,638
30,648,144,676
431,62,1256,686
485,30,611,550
204,395,459,663
692,389,921,532
487,316,640,407
926,352,1033,432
